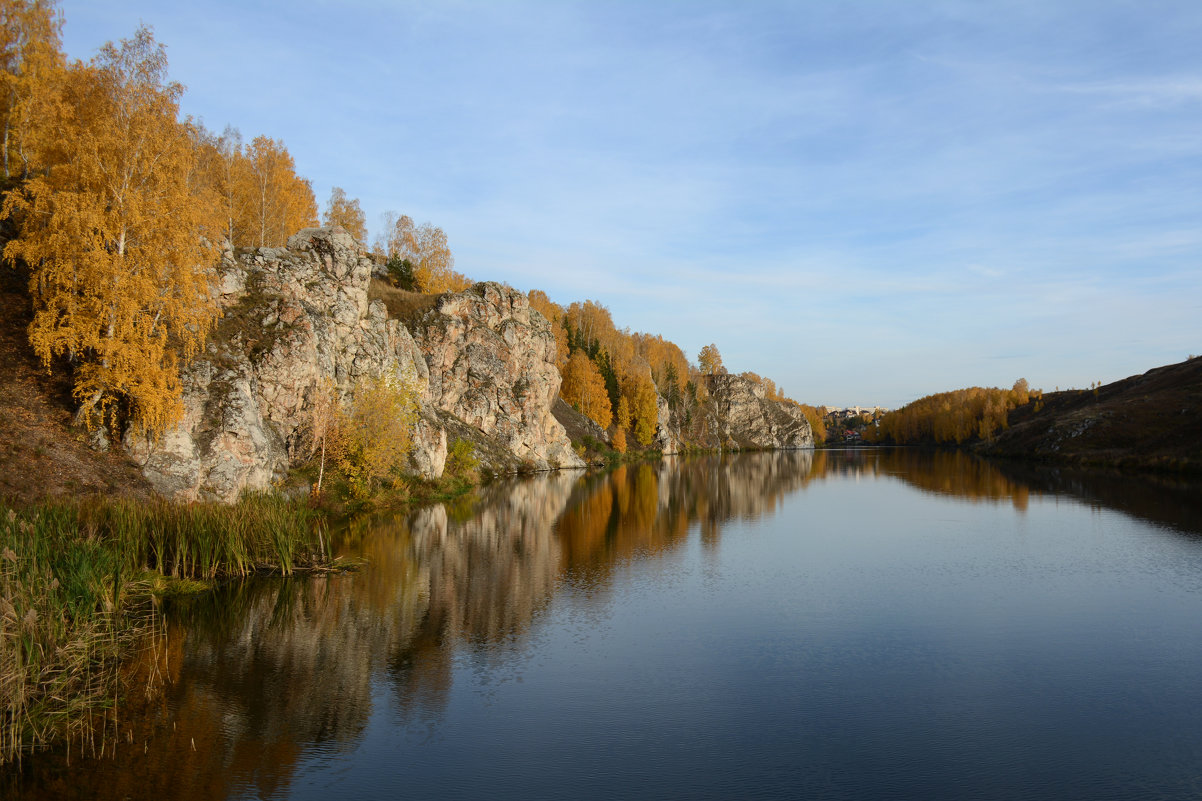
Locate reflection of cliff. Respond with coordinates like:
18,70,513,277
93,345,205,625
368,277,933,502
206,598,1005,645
556,451,817,570
388,472,578,719
0,452,880,800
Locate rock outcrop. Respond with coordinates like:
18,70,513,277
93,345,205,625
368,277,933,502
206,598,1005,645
411,284,583,473
128,228,580,503
654,393,683,454
701,373,814,450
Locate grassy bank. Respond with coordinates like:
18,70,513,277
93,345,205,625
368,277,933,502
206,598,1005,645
0,493,328,764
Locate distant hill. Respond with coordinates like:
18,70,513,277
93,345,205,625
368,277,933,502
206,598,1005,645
980,357,1202,472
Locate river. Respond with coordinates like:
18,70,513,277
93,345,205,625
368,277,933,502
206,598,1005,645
8,450,1202,800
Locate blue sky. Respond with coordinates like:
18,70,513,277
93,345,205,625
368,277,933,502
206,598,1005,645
58,1,1202,408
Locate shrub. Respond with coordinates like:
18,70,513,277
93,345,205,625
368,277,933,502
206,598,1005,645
338,369,418,499
445,439,479,481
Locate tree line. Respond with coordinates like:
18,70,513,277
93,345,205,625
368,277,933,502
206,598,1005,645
866,380,1037,445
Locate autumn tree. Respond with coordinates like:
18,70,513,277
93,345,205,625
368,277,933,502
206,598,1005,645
303,376,343,497
338,370,418,499
634,333,688,407
618,372,659,446
207,124,251,247
795,403,827,442
2,25,219,436
561,349,612,429
374,211,469,293
0,0,64,179
612,425,627,454
322,185,365,242
698,343,723,376
615,395,631,432
565,299,615,357
245,134,316,247
873,383,1035,446
413,221,469,292
374,210,413,262
528,289,569,369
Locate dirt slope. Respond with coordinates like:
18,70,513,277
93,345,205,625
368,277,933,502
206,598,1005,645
982,357,1202,472
0,266,154,504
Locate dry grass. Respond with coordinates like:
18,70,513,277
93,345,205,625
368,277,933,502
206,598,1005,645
368,278,439,326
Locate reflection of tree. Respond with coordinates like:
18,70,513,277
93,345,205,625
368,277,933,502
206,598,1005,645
556,451,818,571
13,450,1202,799
805,449,1032,511
2,451,899,799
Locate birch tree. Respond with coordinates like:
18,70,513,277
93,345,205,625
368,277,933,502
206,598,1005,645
2,25,218,436
322,185,365,242
0,0,64,179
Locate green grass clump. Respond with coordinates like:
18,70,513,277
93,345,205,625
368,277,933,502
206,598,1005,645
0,493,327,763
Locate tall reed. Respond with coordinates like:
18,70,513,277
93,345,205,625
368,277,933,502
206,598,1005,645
0,493,326,763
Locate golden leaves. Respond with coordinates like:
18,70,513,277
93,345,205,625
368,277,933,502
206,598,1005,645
561,350,612,430
697,343,723,376
2,24,217,437
322,186,366,243
374,212,470,293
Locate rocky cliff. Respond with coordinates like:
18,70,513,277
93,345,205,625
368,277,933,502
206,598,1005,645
411,284,582,473
127,228,581,503
695,373,814,451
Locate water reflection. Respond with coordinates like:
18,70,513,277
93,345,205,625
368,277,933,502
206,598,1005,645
8,450,1202,799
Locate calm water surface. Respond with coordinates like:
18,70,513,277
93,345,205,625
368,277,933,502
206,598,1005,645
9,450,1202,800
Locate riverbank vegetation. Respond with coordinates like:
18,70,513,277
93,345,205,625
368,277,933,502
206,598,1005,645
0,493,327,763
866,380,1037,445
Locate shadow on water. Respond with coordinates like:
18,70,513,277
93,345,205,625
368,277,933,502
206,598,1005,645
6,449,1202,799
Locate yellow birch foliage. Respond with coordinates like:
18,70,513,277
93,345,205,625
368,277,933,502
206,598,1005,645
615,395,631,431
873,381,1034,446
698,343,723,376
413,221,470,293
630,374,659,446
527,289,568,369
200,124,253,248
0,0,64,179
561,350,612,429
322,185,366,242
376,211,416,261
795,403,827,442
633,332,689,400
245,134,316,247
612,425,627,454
375,212,470,293
2,26,218,436
338,370,418,499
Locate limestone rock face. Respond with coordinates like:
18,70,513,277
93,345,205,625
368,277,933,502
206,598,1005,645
128,228,438,502
128,230,581,502
411,283,584,473
654,393,683,455
704,373,814,450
